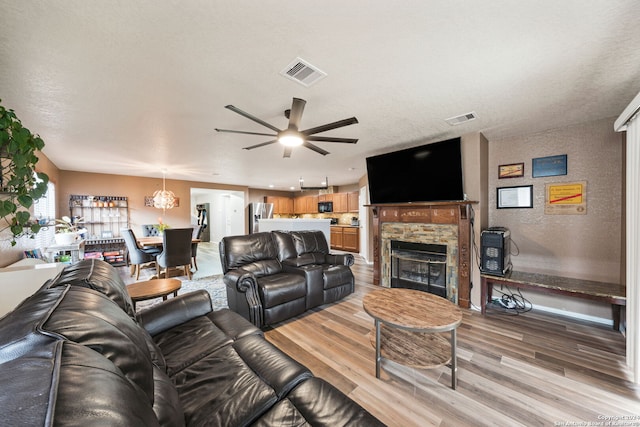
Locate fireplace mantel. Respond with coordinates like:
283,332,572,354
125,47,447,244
368,201,477,308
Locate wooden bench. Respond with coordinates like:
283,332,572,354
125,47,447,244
480,270,626,331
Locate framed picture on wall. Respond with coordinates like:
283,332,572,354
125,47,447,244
497,185,533,209
498,162,525,179
532,154,567,178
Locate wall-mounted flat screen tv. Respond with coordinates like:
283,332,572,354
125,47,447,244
366,137,464,204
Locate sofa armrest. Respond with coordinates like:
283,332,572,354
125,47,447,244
223,269,264,328
326,253,354,266
282,263,324,309
137,290,212,336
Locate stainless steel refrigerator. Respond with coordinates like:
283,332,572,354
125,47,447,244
248,203,274,233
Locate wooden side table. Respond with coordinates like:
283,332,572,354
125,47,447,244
363,288,463,389
126,278,182,310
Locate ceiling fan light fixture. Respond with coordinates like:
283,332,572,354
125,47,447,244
278,130,304,147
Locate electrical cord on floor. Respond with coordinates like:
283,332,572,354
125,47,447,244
487,285,532,315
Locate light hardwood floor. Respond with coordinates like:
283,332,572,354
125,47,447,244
264,258,639,426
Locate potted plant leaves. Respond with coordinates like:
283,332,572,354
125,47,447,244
0,99,50,246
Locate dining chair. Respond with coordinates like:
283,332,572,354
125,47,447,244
121,228,162,280
156,228,194,279
142,224,160,237
191,224,204,271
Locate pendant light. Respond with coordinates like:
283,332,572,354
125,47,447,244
153,169,176,211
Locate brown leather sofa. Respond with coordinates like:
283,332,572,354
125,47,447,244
0,259,383,426
220,230,355,329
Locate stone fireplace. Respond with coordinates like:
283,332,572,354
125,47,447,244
369,202,474,307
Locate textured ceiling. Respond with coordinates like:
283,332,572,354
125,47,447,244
1,1,639,190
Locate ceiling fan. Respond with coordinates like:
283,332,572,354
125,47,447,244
215,98,358,157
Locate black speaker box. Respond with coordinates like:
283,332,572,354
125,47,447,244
480,227,511,276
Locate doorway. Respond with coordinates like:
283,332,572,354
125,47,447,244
190,188,245,246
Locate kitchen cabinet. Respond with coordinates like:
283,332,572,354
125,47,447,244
330,226,359,252
342,227,359,252
330,227,343,250
265,196,293,214
348,191,359,212
294,195,316,214
294,192,359,214
305,195,319,213
333,193,348,213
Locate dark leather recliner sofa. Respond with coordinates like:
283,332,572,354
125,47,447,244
0,259,383,426
220,230,355,329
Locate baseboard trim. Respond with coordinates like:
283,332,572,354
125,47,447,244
532,303,612,327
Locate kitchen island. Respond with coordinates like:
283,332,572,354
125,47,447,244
258,218,331,246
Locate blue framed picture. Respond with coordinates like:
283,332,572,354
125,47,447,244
532,154,567,178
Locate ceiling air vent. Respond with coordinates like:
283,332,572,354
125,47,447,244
280,57,327,87
445,112,477,126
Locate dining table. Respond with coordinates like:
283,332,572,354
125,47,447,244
136,236,201,247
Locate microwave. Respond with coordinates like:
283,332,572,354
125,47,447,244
318,201,333,213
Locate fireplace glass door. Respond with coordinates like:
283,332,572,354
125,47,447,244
390,241,447,297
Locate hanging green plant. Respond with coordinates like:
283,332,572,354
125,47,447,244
0,99,50,246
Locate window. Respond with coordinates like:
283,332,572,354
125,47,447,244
33,181,56,249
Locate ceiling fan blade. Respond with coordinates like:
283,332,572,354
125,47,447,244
243,140,278,150
302,117,359,135
306,136,358,144
302,141,329,156
288,98,306,130
283,146,293,158
225,105,282,133
215,128,277,137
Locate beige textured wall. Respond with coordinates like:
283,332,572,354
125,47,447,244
58,171,247,236
489,117,623,320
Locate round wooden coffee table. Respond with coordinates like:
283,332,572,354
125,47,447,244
363,287,463,389
126,278,182,310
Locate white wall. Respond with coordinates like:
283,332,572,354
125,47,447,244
190,188,245,245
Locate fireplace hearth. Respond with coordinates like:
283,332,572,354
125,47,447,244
391,240,447,297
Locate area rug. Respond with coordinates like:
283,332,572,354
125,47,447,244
135,274,228,312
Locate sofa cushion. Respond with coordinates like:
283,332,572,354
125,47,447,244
272,230,297,260
55,341,161,426
242,259,283,277
153,316,234,376
0,287,65,363
207,308,262,340
173,343,278,426
291,230,330,255
152,364,186,426
258,273,307,308
254,377,385,427
233,334,312,399
221,232,279,271
0,339,59,424
41,286,155,403
45,259,137,319
323,265,354,290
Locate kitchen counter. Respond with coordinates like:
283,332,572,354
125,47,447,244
258,218,331,246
